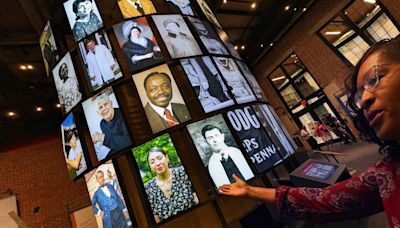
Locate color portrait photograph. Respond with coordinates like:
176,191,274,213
77,30,123,92
132,64,191,133
52,52,82,113
132,133,199,223
61,112,88,179
85,160,133,228
113,17,164,73
117,0,157,19
82,87,132,161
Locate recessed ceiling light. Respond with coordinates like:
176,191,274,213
223,0,227,3
56,104,61,108
20,65,27,70
260,44,264,47
7,111,16,117
303,7,307,12
294,7,297,11
251,2,256,8
36,107,43,112
241,45,245,50
284,5,290,11
234,45,238,50
325,31,342,35
344,11,348,15
270,42,274,46
27,65,34,70
363,0,376,4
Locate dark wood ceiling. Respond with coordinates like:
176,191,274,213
0,0,314,148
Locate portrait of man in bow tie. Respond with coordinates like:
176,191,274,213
117,0,157,19
133,64,191,133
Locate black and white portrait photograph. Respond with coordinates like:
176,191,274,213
164,0,195,16
82,87,132,161
78,30,123,92
196,0,222,29
64,0,104,41
186,114,254,189
117,0,157,19
39,21,59,77
152,14,202,59
113,17,164,73
180,56,234,113
85,160,134,228
188,17,228,55
52,52,82,113
216,28,242,60
132,64,191,133
213,57,256,104
235,60,268,102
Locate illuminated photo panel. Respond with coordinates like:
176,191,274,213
196,0,222,29
132,64,191,133
152,14,202,59
164,0,196,16
188,17,228,55
117,0,157,19
216,29,242,60
180,56,234,113
235,60,268,102
82,87,132,161
61,112,88,179
213,57,256,104
52,52,82,113
85,160,134,228
226,106,282,173
77,30,123,92
64,0,104,42
113,17,164,73
39,21,59,77
187,114,254,190
132,133,199,223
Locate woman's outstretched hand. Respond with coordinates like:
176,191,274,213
218,174,249,197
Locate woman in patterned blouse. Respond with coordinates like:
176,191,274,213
219,36,400,227
145,147,199,223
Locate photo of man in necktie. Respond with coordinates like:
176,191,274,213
117,0,157,19
132,64,191,133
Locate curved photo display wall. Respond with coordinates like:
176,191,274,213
85,160,134,228
132,133,199,223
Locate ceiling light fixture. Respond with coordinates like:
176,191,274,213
251,2,256,8
325,31,342,35
36,107,43,112
260,44,264,47
284,5,290,11
294,7,297,11
234,45,238,50
363,0,376,4
27,65,34,70
241,45,245,50
7,111,16,117
20,65,27,70
223,0,227,3
303,8,307,12
56,104,61,108
270,42,274,46
271,76,286,81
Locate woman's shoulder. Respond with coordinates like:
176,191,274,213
145,177,157,190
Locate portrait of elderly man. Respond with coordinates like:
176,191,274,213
142,71,191,133
118,0,157,18
91,94,132,157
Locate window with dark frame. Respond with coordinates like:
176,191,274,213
319,0,400,66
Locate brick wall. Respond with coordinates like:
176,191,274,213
0,136,90,228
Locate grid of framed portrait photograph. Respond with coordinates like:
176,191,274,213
85,160,134,228
131,133,199,223
186,114,255,190
82,87,133,161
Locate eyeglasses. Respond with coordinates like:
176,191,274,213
354,63,399,109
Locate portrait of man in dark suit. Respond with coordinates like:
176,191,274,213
133,64,191,133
